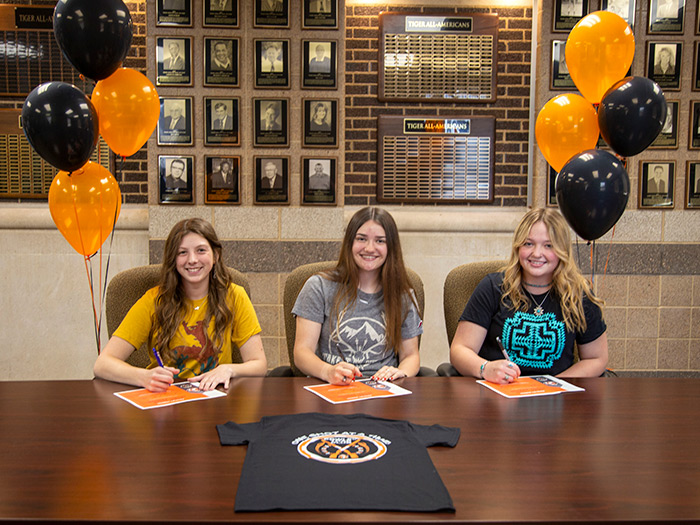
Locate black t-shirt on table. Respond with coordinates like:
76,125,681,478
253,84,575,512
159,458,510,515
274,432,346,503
217,412,460,512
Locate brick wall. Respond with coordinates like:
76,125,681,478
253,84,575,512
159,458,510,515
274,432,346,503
344,5,532,206
112,0,149,204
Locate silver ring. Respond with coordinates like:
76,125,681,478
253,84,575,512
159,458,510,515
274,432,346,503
505,375,511,381
341,377,347,382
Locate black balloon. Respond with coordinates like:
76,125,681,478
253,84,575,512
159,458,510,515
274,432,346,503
53,0,133,81
598,76,667,158
555,149,630,241
22,82,99,172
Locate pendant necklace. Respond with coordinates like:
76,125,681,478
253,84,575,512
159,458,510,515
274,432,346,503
526,288,551,316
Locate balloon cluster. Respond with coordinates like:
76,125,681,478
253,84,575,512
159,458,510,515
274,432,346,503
536,11,668,241
21,0,160,256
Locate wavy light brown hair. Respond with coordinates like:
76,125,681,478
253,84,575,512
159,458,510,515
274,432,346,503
324,207,417,353
149,218,233,361
501,208,603,332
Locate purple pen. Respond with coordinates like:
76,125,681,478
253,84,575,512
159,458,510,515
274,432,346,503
153,348,165,367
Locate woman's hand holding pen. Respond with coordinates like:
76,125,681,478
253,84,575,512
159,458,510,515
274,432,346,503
144,366,180,392
327,361,361,386
482,359,521,384
484,336,522,384
145,349,179,392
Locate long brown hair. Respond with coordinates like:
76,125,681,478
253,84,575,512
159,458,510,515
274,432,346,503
501,208,603,332
324,207,417,353
149,218,233,361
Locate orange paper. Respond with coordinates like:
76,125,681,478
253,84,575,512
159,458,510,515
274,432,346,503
304,379,412,404
115,382,226,409
477,375,584,398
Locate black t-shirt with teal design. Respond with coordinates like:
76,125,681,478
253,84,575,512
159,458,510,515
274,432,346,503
460,272,606,376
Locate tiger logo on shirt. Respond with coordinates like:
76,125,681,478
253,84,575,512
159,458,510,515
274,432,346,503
294,432,389,464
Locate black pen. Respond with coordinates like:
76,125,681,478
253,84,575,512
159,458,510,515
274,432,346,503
496,337,512,362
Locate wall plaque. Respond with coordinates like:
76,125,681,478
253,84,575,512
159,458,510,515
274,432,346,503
379,12,498,103
377,115,494,203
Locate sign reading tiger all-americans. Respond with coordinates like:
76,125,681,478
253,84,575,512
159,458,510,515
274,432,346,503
403,119,471,134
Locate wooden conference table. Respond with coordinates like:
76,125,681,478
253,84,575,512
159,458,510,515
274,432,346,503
1,377,699,523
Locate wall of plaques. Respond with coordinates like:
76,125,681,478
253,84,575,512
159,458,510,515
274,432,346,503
544,0,700,210
376,12,498,204
148,0,344,207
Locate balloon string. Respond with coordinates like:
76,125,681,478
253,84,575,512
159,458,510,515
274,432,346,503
589,240,595,287
95,155,124,354
601,224,615,289
70,172,100,354
69,173,90,264
574,236,582,271
83,253,101,354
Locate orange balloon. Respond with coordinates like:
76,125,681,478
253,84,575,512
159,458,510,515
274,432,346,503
535,94,600,172
48,161,122,256
565,11,635,104
92,68,160,157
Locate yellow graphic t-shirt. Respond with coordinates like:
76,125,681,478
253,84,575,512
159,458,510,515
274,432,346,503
114,283,261,378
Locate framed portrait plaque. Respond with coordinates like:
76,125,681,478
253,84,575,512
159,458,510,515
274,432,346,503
648,0,684,33
649,100,678,149
254,0,289,28
303,99,338,148
547,165,558,207
686,161,700,208
693,41,700,91
203,0,238,27
646,41,682,90
157,0,192,26
156,37,192,86
302,0,338,29
159,155,194,204
255,156,289,205
253,98,289,147
639,161,675,208
204,97,239,146
204,37,239,86
205,156,240,204
551,40,575,90
254,39,290,88
302,157,336,205
157,97,193,146
602,0,635,28
553,0,588,31
689,101,700,149
302,40,337,89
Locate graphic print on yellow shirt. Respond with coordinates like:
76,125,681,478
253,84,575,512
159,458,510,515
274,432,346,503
171,319,221,376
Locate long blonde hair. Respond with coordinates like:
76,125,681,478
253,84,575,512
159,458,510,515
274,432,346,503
149,218,233,361
501,208,603,332
324,207,417,353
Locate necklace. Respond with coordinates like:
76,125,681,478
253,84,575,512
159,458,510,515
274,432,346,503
526,288,551,316
523,281,552,288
